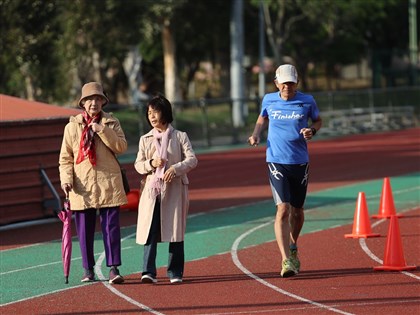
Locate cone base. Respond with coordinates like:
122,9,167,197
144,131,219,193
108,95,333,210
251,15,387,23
344,233,380,238
373,265,416,271
372,213,403,219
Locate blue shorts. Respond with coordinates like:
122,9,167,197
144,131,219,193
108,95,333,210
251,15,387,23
268,163,309,208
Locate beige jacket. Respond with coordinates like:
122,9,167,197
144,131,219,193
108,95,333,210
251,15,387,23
135,128,198,244
59,111,128,210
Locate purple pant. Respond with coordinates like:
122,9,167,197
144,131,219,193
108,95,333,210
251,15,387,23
74,207,122,269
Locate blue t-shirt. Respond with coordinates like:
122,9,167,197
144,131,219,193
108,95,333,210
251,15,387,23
261,91,320,164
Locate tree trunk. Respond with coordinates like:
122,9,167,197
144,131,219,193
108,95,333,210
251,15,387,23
20,63,35,100
92,51,101,82
263,1,281,64
162,19,181,105
24,75,35,101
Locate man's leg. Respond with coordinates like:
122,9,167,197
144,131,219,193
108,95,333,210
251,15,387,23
289,206,304,272
275,202,298,277
274,202,291,261
289,206,304,245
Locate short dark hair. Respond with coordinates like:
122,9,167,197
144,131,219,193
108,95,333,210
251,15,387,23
146,94,174,127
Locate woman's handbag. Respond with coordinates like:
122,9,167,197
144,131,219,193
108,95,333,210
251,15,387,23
120,167,130,194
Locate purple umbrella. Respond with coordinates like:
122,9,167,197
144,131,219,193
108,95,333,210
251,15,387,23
58,198,72,284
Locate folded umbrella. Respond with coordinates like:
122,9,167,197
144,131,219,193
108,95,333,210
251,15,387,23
58,197,72,284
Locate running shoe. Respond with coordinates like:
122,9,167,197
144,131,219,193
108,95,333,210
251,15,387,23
280,259,297,278
81,268,95,282
289,247,300,273
109,266,124,284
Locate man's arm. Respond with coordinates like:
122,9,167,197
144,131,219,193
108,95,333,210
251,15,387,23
248,115,268,146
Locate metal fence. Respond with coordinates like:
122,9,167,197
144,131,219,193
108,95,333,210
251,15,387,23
112,86,419,149
311,86,420,112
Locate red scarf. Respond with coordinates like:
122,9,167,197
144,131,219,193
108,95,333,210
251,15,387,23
76,111,101,165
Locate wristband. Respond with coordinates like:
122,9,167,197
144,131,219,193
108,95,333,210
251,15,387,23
310,127,317,136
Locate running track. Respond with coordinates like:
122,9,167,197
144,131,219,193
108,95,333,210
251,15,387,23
1,128,419,314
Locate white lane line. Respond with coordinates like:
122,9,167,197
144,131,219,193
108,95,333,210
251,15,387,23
2,186,417,309
95,232,164,315
231,219,354,315
194,298,420,315
304,186,419,215
0,283,96,307
0,246,133,276
359,209,420,281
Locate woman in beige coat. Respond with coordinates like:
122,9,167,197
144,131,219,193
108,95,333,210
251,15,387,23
59,82,127,284
135,95,197,284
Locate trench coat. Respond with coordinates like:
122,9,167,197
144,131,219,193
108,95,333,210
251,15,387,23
135,128,198,244
59,111,128,210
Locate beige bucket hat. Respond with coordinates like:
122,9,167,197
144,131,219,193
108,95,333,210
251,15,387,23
78,82,109,108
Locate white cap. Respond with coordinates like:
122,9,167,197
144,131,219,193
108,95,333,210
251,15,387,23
275,64,298,83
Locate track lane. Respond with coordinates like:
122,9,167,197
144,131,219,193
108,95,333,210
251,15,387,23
1,128,419,314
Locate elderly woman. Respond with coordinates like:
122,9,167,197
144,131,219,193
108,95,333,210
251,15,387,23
59,82,127,284
135,94,197,284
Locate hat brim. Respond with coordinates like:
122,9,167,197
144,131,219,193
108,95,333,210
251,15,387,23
275,76,298,84
78,94,109,108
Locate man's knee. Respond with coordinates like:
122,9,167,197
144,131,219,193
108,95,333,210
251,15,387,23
291,207,304,219
276,203,290,220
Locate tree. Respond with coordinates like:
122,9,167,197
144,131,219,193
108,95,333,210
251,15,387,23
138,0,232,101
138,0,187,104
58,0,145,103
0,0,414,105
249,0,411,90
171,0,231,99
0,0,64,102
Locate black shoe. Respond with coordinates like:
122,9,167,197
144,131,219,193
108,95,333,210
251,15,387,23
170,277,182,284
141,274,157,283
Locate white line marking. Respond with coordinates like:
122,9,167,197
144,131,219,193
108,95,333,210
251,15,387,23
359,208,420,280
0,283,95,307
0,246,132,276
95,232,164,315
2,186,418,309
0,242,45,253
193,298,420,315
306,186,420,213
230,219,354,315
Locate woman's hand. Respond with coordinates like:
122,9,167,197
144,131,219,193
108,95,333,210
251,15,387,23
163,166,176,183
90,122,104,132
61,183,73,197
152,157,167,168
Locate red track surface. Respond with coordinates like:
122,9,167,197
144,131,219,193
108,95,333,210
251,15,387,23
1,128,420,314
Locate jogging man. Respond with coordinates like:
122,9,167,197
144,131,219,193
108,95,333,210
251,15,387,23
248,64,322,277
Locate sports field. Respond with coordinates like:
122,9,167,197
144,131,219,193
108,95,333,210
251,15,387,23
1,128,419,314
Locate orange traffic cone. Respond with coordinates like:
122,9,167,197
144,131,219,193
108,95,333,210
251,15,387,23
372,177,402,219
345,192,380,238
374,215,416,271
